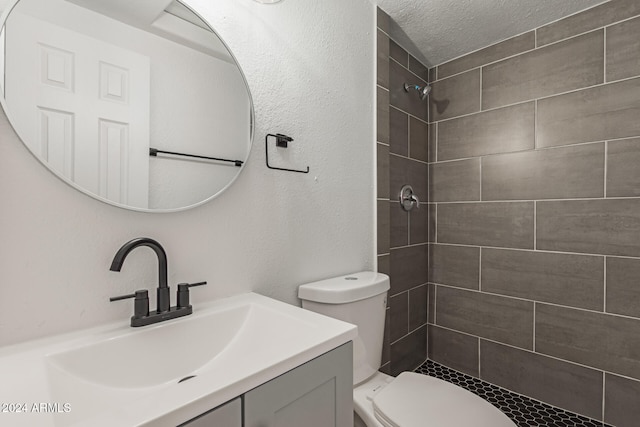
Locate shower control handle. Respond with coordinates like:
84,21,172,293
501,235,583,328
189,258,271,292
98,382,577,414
399,185,420,212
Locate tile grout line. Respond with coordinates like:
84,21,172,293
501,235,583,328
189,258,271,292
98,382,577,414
407,111,411,158
432,73,640,126
533,301,536,352
478,247,482,291
431,241,640,261
603,257,607,313
433,281,640,322
603,26,607,84
604,140,608,198
433,12,640,83
430,322,636,384
430,139,617,165
534,99,538,150
602,372,606,422
477,337,481,377
479,66,483,112
390,104,429,126
534,201,537,250
434,121,438,163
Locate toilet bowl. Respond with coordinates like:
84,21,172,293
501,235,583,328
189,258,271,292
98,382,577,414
298,272,515,427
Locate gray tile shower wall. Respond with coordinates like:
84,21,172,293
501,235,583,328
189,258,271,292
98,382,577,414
377,8,429,376
427,1,640,425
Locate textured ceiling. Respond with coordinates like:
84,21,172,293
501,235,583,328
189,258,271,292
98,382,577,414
377,0,608,67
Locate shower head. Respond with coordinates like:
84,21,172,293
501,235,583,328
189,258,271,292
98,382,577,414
404,83,431,100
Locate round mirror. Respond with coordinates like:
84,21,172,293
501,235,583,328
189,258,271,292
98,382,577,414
0,0,253,212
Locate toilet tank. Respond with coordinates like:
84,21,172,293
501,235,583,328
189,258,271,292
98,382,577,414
298,272,390,385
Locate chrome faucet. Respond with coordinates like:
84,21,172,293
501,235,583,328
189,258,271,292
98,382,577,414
109,237,207,327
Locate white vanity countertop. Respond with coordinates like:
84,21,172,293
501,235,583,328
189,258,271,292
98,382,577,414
0,292,357,426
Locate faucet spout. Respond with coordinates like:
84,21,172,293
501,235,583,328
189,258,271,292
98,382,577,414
110,238,170,312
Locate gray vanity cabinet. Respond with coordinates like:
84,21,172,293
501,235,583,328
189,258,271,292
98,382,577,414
181,342,353,427
180,398,242,426
244,342,353,427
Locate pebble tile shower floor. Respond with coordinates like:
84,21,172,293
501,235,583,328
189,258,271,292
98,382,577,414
415,361,613,427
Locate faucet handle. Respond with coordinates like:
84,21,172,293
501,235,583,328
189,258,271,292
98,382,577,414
177,281,208,308
110,289,149,319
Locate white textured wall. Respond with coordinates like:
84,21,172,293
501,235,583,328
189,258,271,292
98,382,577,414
0,0,376,346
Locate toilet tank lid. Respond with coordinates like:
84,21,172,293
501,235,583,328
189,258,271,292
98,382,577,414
298,272,390,304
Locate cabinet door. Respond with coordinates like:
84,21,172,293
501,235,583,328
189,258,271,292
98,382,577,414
179,397,241,427
244,342,353,427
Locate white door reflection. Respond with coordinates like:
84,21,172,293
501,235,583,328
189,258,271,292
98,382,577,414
6,11,151,207
1,0,252,211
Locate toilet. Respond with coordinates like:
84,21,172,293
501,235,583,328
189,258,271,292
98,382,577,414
298,271,516,427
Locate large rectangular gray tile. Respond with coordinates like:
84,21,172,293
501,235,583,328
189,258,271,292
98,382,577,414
389,155,428,202
481,248,604,310
607,137,640,197
377,86,389,144
409,202,429,245
536,303,640,379
427,204,436,243
537,77,640,148
438,31,535,79
378,254,390,276
480,340,604,420
409,56,428,82
408,117,428,162
389,107,408,156
482,30,604,110
428,67,437,84
607,16,640,82
605,374,640,427
429,158,480,202
437,202,534,249
437,102,535,161
537,199,640,257
389,291,409,342
429,325,479,376
390,201,409,248
382,308,390,366
537,0,640,47
377,200,390,255
429,244,480,290
409,285,428,331
376,7,390,33
427,122,436,163
428,284,436,324
390,39,408,67
436,286,534,349
377,143,389,199
377,29,389,89
606,257,640,318
390,325,427,376
429,69,480,121
389,244,428,295
481,143,605,200
390,60,428,121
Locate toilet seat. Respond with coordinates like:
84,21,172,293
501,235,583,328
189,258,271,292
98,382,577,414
371,372,515,427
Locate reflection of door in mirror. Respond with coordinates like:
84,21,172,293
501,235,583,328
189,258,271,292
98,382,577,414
5,11,151,208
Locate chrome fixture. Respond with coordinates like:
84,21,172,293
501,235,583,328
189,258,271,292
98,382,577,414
399,185,420,211
404,83,431,100
109,237,207,327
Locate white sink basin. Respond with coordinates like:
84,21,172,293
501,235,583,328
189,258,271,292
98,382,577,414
47,304,250,389
0,293,357,427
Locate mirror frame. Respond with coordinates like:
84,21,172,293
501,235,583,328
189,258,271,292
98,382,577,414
0,0,255,213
